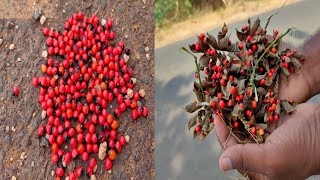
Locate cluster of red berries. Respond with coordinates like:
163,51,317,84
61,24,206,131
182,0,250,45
185,18,304,142
33,12,148,179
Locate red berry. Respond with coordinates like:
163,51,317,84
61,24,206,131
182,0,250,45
13,86,19,96
38,125,44,136
56,167,64,177
105,158,113,170
195,125,201,133
219,100,225,109
89,157,96,168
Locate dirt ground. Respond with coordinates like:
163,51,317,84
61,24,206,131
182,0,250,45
155,0,300,48
0,0,154,180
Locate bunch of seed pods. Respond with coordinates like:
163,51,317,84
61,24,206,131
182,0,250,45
33,12,149,179
184,17,304,143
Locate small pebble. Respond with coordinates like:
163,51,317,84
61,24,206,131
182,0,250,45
146,53,150,60
144,47,149,53
12,176,17,180
90,174,97,180
101,19,106,26
98,142,107,160
31,161,34,167
17,58,21,62
20,152,27,160
123,54,129,63
40,16,46,25
127,88,133,98
42,50,48,58
9,44,15,50
0,38,3,46
139,89,146,98
5,126,9,132
131,78,137,84
41,110,46,119
10,157,13,161
51,170,55,176
11,126,16,132
34,9,42,20
125,135,130,143
107,170,112,174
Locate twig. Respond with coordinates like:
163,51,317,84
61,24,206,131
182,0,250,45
181,47,205,100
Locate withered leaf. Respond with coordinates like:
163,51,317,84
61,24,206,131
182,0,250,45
267,52,278,59
284,56,291,62
237,79,246,94
255,73,266,81
230,64,241,73
236,28,246,42
291,57,302,68
226,43,237,52
222,23,228,34
219,34,230,50
218,32,226,42
257,44,265,53
184,101,200,113
262,59,270,72
292,52,304,59
188,115,197,130
275,104,281,114
257,123,267,130
228,52,240,61
202,116,210,132
198,36,210,52
281,101,295,113
257,87,267,96
207,33,218,49
281,67,290,76
250,17,260,36
199,55,210,70
189,44,198,53
231,104,242,117
264,112,272,123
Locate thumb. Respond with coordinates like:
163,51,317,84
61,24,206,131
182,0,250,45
219,143,268,173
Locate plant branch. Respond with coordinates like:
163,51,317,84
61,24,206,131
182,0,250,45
181,47,205,100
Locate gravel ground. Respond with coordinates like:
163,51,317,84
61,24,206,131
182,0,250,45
0,0,154,179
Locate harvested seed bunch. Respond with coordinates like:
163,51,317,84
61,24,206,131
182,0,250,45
184,16,304,143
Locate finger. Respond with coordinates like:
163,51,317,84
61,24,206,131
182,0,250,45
214,115,238,149
239,170,267,180
219,143,267,174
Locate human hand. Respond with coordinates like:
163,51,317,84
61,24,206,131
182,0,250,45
215,103,320,180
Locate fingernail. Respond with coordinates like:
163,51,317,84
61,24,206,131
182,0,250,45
220,158,232,171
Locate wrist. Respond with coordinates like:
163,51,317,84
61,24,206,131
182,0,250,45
306,104,320,176
301,33,320,97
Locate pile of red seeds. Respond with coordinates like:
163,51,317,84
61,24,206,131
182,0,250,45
32,12,148,179
184,16,304,143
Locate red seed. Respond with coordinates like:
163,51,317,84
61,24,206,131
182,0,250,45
105,158,113,170
76,166,83,177
13,86,19,96
56,167,64,177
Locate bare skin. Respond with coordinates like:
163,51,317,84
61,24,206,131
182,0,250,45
215,32,320,179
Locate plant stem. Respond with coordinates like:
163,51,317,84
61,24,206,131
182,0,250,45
181,47,205,100
249,28,294,87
